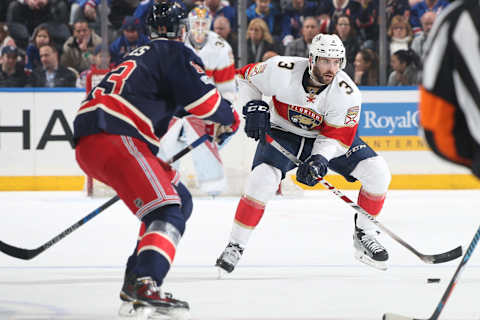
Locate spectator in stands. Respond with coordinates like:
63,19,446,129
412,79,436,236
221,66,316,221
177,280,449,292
6,0,70,49
282,0,319,46
30,44,77,87
386,0,410,24
246,18,280,63
388,15,413,55
410,0,449,34
109,16,149,65
69,0,112,36
61,19,102,74
355,0,378,45
108,0,138,33
204,0,237,30
77,44,113,90
246,0,287,42
284,17,319,58
353,48,378,86
25,24,52,74
388,49,421,86
0,46,27,87
411,11,436,59
0,23,16,60
0,1,13,21
316,0,362,28
213,16,238,65
333,14,361,79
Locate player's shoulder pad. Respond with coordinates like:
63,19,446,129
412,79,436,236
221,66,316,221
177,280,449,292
152,39,207,73
330,71,361,104
208,31,233,52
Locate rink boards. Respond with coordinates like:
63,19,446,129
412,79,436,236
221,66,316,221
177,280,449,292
0,87,478,192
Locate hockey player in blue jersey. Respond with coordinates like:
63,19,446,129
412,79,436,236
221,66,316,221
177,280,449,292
73,1,240,318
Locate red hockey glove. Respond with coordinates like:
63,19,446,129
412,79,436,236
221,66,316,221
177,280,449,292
205,108,240,146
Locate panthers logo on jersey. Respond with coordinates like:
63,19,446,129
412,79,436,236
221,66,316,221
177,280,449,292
288,105,323,130
344,106,359,127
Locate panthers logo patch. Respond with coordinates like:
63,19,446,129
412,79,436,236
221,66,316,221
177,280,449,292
345,106,359,127
288,105,323,130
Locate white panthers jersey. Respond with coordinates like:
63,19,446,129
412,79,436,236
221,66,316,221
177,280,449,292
237,56,362,160
186,31,236,101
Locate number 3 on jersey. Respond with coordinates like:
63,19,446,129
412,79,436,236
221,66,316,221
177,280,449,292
92,61,137,97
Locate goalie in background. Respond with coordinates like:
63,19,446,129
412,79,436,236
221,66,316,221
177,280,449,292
73,1,239,318
157,5,238,197
419,0,480,179
215,34,392,273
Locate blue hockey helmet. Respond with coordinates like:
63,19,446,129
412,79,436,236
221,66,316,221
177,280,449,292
146,1,187,39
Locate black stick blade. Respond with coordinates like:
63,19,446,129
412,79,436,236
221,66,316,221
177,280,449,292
0,240,39,260
431,246,462,264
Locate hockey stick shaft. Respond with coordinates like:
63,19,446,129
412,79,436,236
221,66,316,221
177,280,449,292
265,133,462,264
383,224,480,320
0,134,211,260
427,223,480,319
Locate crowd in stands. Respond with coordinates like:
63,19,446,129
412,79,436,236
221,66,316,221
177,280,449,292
0,0,451,88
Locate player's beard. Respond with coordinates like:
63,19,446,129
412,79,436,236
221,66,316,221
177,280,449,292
313,68,335,85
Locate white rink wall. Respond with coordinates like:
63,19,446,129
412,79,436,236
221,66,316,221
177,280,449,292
0,88,477,194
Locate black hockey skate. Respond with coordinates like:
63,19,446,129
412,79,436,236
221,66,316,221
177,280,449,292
119,274,190,319
353,226,389,271
215,242,244,275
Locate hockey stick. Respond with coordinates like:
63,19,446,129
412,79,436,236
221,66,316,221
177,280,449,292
0,133,211,260
265,133,462,264
383,224,480,320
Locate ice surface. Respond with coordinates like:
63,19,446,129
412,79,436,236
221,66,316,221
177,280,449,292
0,190,479,320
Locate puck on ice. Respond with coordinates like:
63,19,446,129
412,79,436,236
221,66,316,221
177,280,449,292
427,278,441,283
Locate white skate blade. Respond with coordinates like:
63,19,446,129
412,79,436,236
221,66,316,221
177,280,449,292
355,251,388,271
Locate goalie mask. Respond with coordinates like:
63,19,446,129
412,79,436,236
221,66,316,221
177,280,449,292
308,34,346,81
187,6,212,44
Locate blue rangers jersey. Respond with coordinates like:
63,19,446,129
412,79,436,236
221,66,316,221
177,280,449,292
73,38,235,154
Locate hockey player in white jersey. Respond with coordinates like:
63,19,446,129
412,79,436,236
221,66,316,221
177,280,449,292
216,34,392,272
158,5,237,196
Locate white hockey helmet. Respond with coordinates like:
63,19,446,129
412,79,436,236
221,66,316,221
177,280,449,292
308,34,346,79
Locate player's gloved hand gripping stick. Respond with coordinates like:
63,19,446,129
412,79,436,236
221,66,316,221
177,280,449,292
242,100,270,144
265,133,463,265
0,134,212,260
